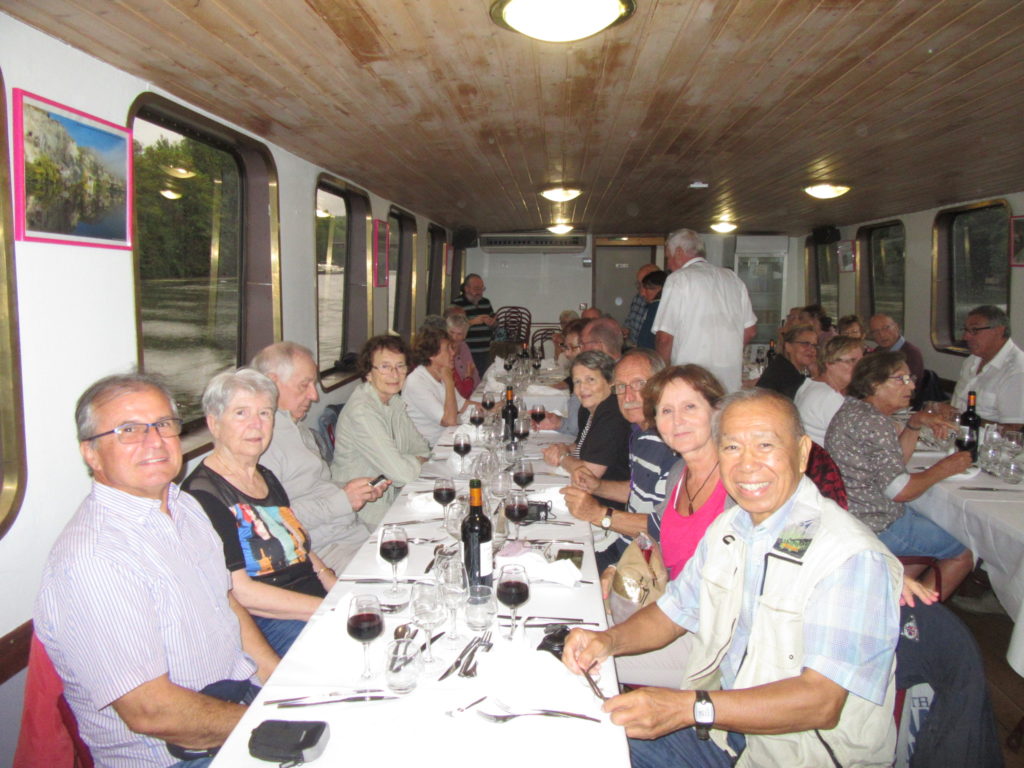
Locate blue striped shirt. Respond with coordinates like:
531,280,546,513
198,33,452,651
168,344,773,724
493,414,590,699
658,481,898,705
627,426,676,517
35,482,257,768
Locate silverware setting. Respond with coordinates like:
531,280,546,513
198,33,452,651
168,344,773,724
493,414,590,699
476,709,600,723
438,636,482,681
265,688,383,705
446,695,486,717
458,631,492,677
959,486,1024,492
276,694,398,708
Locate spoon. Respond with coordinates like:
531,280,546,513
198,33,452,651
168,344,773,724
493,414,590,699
393,623,417,640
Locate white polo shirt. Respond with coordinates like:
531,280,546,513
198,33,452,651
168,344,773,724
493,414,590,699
951,338,1024,424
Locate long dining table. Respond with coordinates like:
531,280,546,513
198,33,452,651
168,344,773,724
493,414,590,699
914,453,1024,676
211,426,630,767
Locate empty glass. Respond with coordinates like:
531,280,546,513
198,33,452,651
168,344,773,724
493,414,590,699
437,556,469,645
466,584,497,631
444,498,467,540
410,580,445,666
385,639,422,694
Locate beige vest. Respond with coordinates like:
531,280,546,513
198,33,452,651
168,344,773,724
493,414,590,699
684,478,903,768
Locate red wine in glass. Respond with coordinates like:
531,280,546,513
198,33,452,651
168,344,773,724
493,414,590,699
530,409,545,425
380,540,409,564
513,469,533,489
496,580,530,609
470,412,484,427
504,501,529,525
433,487,456,506
514,424,530,441
453,442,472,458
347,612,384,642
482,394,496,411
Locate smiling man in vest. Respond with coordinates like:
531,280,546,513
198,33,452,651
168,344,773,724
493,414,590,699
562,388,902,767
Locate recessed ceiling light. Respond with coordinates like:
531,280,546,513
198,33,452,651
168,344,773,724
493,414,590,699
161,165,196,179
804,183,850,199
540,186,582,202
689,181,709,189
491,0,635,43
710,221,737,233
547,223,574,234
159,189,182,200
315,208,331,218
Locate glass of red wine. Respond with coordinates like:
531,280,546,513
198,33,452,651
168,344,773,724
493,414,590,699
513,416,532,444
496,564,530,640
379,524,409,609
530,404,546,430
482,391,497,413
512,458,534,491
347,594,384,679
504,490,529,541
433,477,455,518
453,433,472,474
469,405,485,429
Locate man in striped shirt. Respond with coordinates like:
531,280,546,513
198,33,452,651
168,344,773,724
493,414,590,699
35,374,277,768
452,273,496,374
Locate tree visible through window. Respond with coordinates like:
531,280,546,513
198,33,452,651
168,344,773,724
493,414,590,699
951,205,1009,341
866,223,905,329
315,187,348,372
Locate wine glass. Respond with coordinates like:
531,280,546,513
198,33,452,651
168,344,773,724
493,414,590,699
513,416,532,444
504,490,529,541
437,556,469,645
379,525,409,610
496,564,530,640
453,433,472,474
529,403,546,430
444,498,467,541
469,404,486,430
410,580,446,666
513,458,534,491
490,470,512,505
347,594,384,680
482,391,497,413
433,477,455,517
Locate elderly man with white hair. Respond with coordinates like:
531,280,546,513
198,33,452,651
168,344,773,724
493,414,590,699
652,228,757,392
253,342,383,572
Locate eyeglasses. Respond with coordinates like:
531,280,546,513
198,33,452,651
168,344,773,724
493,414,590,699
789,340,816,348
962,325,994,335
612,380,648,395
85,418,183,444
888,374,917,385
373,364,408,375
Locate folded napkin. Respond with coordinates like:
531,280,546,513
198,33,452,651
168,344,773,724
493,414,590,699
494,542,581,587
527,486,569,512
525,384,564,396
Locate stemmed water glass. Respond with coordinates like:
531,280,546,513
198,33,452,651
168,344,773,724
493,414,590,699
453,433,472,474
504,490,529,541
410,580,446,666
347,594,384,680
379,524,409,611
496,564,530,640
437,556,469,645
512,458,534,491
444,498,467,541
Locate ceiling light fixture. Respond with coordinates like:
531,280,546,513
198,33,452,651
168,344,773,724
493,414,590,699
540,186,582,202
804,183,850,199
491,0,635,43
547,223,574,235
159,189,182,200
710,221,737,233
161,165,197,179
689,181,709,189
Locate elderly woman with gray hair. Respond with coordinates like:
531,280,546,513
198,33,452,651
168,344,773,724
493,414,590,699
183,368,335,657
445,310,480,398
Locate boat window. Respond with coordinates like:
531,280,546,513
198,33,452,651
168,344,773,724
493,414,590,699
426,225,447,316
934,201,1009,350
0,68,26,538
807,241,839,322
389,209,416,337
861,222,906,329
315,185,349,373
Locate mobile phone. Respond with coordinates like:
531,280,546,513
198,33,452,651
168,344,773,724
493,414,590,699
370,474,388,488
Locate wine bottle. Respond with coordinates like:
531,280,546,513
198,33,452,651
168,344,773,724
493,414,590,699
766,339,777,361
461,479,493,586
957,390,980,461
501,385,518,442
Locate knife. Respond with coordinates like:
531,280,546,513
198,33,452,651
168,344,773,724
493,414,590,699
959,486,1024,492
438,637,481,681
421,631,444,654
278,695,397,708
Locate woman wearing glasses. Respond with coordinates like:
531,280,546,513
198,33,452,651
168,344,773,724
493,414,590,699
330,335,431,528
793,335,864,444
403,327,473,445
756,323,818,398
825,350,974,596
183,368,334,656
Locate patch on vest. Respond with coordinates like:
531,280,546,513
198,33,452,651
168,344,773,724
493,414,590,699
772,518,818,559
901,613,919,642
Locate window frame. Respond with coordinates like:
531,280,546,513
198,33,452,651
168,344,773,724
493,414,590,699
390,208,416,339
425,225,448,316
0,68,27,538
931,198,1011,354
128,93,281,446
856,219,906,329
314,179,352,380
804,237,838,320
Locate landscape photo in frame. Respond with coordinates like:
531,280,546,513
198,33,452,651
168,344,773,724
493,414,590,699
13,89,132,249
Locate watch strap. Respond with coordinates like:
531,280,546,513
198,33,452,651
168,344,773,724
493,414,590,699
601,508,614,529
694,689,714,740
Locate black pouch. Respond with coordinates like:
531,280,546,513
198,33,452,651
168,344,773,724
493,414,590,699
520,499,553,524
167,678,259,761
536,623,571,660
248,720,329,766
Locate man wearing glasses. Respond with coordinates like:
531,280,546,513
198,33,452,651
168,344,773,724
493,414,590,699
34,373,277,767
868,314,924,390
950,305,1024,428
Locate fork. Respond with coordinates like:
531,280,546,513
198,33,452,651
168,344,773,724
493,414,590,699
476,709,599,723
459,631,492,677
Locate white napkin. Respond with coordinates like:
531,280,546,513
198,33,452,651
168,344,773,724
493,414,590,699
525,384,563,396
485,641,612,714
405,492,441,514
494,544,582,587
528,485,569,512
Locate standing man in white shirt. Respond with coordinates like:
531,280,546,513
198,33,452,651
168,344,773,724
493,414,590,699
653,229,757,392
950,305,1024,428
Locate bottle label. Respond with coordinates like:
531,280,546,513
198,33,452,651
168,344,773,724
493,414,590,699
479,542,493,578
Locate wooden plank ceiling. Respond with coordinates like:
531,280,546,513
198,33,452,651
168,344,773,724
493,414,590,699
3,0,1023,236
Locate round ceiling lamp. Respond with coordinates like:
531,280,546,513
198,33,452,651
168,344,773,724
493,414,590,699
491,0,636,43
804,183,851,199
547,223,574,234
540,186,582,202
710,221,737,233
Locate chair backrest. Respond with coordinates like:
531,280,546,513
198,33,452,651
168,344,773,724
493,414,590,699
530,327,558,358
15,634,93,768
912,369,946,411
805,442,848,510
494,306,532,345
315,403,344,462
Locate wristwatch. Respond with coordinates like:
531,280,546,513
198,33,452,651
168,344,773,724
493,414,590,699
693,690,714,740
600,508,614,529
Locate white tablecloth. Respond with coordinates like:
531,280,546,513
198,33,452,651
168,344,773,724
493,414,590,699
916,457,1024,675
211,427,628,767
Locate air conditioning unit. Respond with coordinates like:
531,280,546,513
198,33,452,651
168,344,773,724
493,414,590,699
479,233,587,254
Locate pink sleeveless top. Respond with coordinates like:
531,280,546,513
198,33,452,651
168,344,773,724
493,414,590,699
660,475,728,579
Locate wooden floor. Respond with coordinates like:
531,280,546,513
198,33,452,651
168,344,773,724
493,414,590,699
949,601,1024,768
